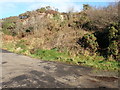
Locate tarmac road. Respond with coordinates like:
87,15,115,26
0,49,119,88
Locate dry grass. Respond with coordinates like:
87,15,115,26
18,27,89,56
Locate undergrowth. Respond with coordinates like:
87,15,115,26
2,41,119,71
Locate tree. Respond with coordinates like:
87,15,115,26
67,6,74,13
66,6,74,21
85,3,118,31
45,6,52,10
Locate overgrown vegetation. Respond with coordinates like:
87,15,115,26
2,41,119,71
1,17,17,36
79,33,98,54
1,3,119,71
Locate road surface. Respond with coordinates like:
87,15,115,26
0,49,119,88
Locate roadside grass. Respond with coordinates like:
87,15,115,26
74,55,119,70
2,41,119,71
30,49,71,62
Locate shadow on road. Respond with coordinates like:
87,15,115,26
1,49,12,53
2,70,72,88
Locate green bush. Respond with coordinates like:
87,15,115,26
93,23,119,60
108,26,118,41
83,4,92,11
36,7,46,13
53,14,61,21
80,33,98,53
106,23,119,59
69,12,92,30
108,41,118,57
2,20,16,36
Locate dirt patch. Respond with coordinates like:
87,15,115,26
92,76,118,82
2,62,7,64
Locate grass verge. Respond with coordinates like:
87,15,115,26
2,40,119,71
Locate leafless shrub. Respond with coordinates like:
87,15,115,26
86,3,119,31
